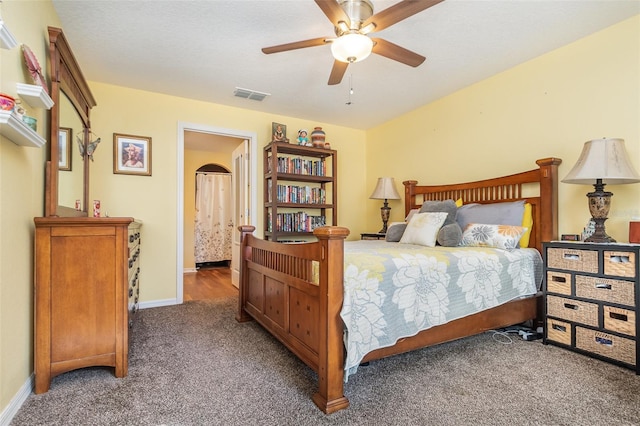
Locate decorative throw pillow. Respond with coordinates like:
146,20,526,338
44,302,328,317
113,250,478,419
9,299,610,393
519,203,533,247
419,199,462,247
437,223,463,247
460,223,528,250
456,200,525,232
405,209,419,223
399,212,448,247
385,222,407,242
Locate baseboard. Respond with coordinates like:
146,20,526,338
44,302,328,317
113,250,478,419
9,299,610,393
183,268,197,274
138,298,180,310
0,374,33,426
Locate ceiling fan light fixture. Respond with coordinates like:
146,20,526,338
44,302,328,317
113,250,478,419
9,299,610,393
331,33,373,63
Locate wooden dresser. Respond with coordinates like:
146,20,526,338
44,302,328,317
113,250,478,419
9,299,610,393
543,241,638,373
34,217,141,393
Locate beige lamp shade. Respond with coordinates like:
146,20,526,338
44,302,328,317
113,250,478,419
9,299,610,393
370,177,401,200
562,138,640,185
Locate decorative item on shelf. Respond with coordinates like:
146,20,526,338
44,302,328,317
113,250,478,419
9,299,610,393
0,93,15,111
93,199,101,218
21,44,48,94
22,115,37,131
369,177,401,234
13,99,25,118
324,142,331,149
563,138,640,243
311,126,326,148
297,129,309,146
271,122,289,143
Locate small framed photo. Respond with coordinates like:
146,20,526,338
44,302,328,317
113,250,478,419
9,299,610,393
271,122,289,143
113,133,152,176
58,127,72,171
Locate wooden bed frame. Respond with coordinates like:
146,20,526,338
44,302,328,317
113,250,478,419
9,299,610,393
236,157,561,413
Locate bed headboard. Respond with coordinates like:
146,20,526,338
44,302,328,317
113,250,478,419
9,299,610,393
403,158,562,253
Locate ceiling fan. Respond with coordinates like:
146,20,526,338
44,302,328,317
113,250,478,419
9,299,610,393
262,0,445,85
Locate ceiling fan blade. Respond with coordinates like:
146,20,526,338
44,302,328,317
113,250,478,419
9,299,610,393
328,60,349,85
262,37,330,54
363,0,445,33
315,0,351,27
371,38,426,67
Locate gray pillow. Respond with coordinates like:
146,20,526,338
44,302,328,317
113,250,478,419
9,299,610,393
437,223,463,247
456,200,525,231
419,200,457,225
419,200,461,247
385,222,407,242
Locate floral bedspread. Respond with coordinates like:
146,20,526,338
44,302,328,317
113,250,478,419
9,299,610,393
340,240,543,379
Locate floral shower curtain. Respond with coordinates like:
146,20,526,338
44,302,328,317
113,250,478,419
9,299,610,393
194,172,233,263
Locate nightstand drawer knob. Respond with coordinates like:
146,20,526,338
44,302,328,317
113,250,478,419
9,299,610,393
595,336,613,346
564,253,580,261
608,255,630,263
552,323,567,332
595,283,612,290
609,312,628,322
551,275,567,283
564,303,579,310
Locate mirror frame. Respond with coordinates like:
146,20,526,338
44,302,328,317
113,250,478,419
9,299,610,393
46,26,97,217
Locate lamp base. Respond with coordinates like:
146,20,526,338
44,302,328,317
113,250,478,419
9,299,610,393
585,218,616,243
585,180,615,243
379,202,390,234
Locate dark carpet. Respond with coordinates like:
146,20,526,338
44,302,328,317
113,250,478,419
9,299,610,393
10,297,640,425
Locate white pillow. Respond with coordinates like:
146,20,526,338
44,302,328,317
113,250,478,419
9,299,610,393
399,212,448,247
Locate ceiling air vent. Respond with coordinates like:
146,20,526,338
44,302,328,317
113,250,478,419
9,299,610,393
234,87,270,102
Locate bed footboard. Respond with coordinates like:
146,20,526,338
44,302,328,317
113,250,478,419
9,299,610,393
236,225,350,414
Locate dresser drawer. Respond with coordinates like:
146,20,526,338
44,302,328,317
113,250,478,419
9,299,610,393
575,327,636,366
547,295,598,327
546,271,572,295
603,251,636,278
575,275,635,306
546,318,572,345
603,306,636,337
547,248,598,273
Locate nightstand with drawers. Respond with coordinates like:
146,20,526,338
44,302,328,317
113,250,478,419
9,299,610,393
543,241,639,373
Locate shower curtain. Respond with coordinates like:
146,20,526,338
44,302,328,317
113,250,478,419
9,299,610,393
194,172,233,263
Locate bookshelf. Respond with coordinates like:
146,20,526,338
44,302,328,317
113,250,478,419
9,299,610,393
264,142,337,241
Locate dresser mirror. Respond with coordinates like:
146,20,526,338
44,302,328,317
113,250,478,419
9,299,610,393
56,91,84,209
45,26,97,217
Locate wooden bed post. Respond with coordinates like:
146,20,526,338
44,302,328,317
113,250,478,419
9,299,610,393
235,225,255,323
312,226,350,414
535,158,562,248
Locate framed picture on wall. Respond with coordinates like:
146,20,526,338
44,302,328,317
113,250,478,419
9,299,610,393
113,133,152,176
58,127,72,171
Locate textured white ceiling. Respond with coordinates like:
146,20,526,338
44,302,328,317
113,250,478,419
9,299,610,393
52,0,639,130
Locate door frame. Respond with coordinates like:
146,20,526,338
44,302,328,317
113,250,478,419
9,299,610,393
176,122,257,304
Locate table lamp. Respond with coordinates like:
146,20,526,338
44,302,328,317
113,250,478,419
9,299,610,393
370,177,401,234
562,138,640,243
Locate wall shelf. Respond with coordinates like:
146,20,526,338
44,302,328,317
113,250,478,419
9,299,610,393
17,83,54,109
0,110,45,148
0,21,17,50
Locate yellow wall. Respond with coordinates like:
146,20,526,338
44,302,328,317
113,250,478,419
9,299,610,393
184,149,235,271
0,0,60,414
366,15,640,241
87,82,367,303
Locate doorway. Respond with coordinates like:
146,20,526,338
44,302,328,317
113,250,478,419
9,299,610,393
177,122,257,304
